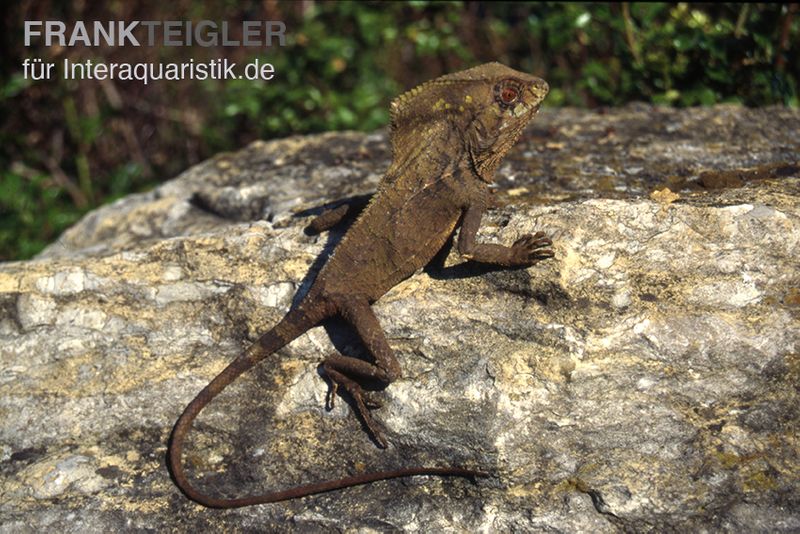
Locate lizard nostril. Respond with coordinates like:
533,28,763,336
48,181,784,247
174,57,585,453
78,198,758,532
536,79,549,95
526,78,549,99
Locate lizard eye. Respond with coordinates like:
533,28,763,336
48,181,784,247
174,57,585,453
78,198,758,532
501,86,518,104
495,80,522,107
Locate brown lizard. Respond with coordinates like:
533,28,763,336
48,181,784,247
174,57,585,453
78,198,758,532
168,62,553,508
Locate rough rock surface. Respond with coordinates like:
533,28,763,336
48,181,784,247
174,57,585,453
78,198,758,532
1,105,799,533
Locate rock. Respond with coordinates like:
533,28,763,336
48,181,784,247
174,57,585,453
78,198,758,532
1,105,799,532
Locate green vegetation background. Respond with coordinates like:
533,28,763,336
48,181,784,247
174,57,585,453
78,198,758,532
1,2,797,260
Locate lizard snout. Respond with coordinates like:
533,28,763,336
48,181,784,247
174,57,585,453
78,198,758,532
528,78,549,100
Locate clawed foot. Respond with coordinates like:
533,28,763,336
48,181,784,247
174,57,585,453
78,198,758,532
325,376,387,448
511,231,554,266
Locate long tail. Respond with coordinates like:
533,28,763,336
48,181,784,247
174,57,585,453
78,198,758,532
168,306,488,508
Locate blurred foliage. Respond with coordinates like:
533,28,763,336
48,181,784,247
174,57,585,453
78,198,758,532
1,1,797,260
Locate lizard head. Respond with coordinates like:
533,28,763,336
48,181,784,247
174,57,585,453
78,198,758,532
461,63,549,182
390,62,549,183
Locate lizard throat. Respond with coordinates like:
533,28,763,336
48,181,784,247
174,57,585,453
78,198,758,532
472,112,538,182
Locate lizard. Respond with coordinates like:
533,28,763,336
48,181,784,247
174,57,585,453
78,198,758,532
168,62,554,508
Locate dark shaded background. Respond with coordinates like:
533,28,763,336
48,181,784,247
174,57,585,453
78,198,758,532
1,1,797,260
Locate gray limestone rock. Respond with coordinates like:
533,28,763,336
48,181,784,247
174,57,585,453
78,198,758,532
1,105,799,532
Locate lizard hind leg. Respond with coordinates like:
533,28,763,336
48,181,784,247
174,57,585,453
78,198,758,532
322,296,402,448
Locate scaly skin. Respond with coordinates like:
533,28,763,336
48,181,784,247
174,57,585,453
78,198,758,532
168,62,554,508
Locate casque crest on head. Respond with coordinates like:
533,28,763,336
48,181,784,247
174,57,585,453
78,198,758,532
390,63,546,125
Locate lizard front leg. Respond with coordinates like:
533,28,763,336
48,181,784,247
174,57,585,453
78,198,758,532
305,194,372,234
322,296,402,448
458,203,554,266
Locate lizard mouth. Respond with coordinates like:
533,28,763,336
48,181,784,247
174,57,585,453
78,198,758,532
512,101,541,119
523,103,541,119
